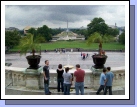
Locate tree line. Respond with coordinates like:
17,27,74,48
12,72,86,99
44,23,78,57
5,17,125,50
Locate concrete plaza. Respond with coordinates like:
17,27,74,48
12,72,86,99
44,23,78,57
5,52,125,69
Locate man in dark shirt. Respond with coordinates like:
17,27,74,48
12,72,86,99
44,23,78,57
74,64,85,95
43,60,51,95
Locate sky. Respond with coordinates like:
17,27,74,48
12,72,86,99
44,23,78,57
5,5,125,30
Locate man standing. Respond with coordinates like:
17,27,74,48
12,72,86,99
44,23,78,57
43,60,52,95
74,64,85,95
104,67,114,95
96,68,107,95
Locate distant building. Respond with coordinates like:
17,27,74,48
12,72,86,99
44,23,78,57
108,23,125,35
108,23,125,42
108,25,117,29
5,27,19,31
51,31,85,41
23,26,37,34
51,21,85,41
24,26,31,34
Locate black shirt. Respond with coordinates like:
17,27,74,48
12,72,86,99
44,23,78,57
43,65,50,79
57,69,64,78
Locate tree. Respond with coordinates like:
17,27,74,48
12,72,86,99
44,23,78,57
19,33,41,56
87,17,108,37
87,32,112,55
27,28,37,38
70,29,88,39
107,27,119,37
119,31,125,44
87,32,103,55
5,30,21,49
49,28,63,36
35,34,46,43
37,25,52,41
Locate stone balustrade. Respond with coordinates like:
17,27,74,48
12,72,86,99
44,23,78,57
5,66,125,90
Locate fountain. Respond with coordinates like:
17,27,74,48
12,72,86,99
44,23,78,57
64,53,74,69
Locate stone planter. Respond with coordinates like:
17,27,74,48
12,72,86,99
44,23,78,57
92,55,108,69
26,55,41,69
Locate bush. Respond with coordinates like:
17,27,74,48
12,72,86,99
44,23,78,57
119,32,125,44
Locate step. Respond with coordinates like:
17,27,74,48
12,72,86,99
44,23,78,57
5,86,125,95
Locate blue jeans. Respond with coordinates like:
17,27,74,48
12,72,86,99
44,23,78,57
75,82,84,95
57,78,64,92
64,83,71,95
44,79,50,94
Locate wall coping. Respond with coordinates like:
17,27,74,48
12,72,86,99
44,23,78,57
5,66,125,74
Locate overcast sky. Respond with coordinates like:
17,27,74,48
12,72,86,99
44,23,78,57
5,5,125,30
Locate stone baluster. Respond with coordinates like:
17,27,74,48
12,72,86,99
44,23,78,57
39,73,44,89
49,74,56,87
12,73,17,86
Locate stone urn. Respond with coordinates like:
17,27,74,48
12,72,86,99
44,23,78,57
26,55,41,69
92,55,108,69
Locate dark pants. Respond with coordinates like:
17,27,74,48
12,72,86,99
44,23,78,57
104,86,112,95
96,85,104,95
57,78,64,92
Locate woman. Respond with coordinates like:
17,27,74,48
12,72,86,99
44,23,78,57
56,64,64,92
63,67,72,95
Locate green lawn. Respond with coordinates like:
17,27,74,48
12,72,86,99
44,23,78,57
10,40,125,51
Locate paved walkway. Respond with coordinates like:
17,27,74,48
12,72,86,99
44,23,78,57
5,52,125,69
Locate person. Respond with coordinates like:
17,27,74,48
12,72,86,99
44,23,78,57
78,48,80,52
56,64,64,92
43,60,52,95
74,64,85,95
81,52,82,57
86,53,88,58
83,53,86,60
96,68,107,95
104,67,114,95
63,67,72,95
55,49,57,53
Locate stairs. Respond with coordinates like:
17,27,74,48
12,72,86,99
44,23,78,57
5,85,125,95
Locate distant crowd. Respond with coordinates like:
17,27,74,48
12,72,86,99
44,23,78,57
43,60,114,95
81,52,88,60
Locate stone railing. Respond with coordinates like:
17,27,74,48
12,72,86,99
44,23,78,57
91,67,125,90
5,66,125,90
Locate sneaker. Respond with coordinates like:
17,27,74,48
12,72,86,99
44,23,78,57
49,91,52,94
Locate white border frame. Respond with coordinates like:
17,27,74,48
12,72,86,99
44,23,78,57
1,1,129,99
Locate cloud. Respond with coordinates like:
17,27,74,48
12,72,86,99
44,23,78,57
5,5,125,29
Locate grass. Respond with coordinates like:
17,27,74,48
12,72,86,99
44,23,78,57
10,40,125,51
